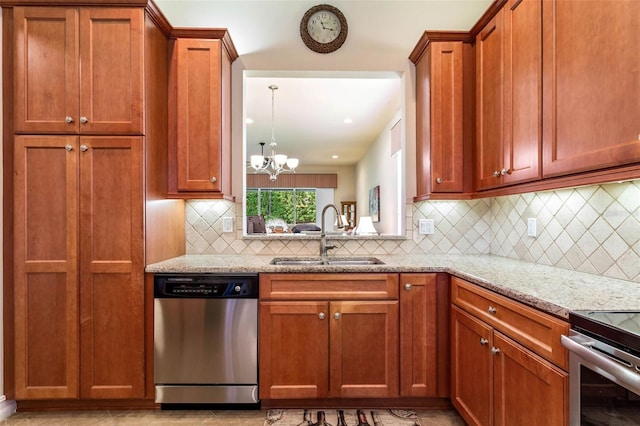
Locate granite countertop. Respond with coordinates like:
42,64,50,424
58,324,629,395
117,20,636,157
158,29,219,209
146,253,640,320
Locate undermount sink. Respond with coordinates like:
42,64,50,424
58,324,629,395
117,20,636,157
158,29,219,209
270,257,385,266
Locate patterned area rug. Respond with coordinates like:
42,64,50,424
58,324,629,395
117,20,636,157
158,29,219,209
264,409,421,426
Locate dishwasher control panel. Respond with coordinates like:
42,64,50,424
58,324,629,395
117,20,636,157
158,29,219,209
154,274,258,298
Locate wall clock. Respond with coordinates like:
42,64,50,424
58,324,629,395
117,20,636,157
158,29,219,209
300,4,348,54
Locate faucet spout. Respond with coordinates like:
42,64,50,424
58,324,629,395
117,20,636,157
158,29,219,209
320,204,345,258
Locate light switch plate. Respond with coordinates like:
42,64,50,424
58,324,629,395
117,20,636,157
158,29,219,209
419,219,435,235
527,218,537,237
222,217,234,233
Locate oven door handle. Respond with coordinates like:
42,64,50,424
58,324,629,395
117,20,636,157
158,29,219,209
561,334,640,395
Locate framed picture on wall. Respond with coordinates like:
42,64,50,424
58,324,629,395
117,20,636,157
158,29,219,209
369,185,380,222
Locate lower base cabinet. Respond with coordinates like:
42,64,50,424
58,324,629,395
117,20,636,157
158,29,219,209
451,278,568,426
259,272,452,403
259,273,399,400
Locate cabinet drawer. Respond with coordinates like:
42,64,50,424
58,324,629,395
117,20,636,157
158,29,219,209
260,273,399,300
451,277,568,369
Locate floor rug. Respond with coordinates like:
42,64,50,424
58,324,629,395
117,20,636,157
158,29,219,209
265,409,421,426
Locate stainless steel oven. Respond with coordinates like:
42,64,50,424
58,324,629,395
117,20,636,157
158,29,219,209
153,273,259,406
562,311,640,425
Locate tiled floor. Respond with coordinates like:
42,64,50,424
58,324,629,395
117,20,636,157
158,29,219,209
2,409,464,425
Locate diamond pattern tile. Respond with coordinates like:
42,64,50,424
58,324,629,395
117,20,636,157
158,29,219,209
183,180,640,282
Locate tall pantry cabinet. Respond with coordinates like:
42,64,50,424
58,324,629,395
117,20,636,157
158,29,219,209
3,1,183,404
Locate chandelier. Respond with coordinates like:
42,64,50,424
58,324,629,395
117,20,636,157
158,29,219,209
248,85,299,181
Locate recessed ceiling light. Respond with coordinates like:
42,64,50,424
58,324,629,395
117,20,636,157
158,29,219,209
332,155,339,159
245,118,254,124
344,117,352,124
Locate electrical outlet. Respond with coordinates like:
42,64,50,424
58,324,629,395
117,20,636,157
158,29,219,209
527,218,537,237
419,219,435,235
222,217,234,233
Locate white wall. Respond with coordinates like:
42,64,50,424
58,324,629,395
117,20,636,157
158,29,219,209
355,112,401,235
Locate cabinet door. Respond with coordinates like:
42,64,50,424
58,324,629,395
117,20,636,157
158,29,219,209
329,301,399,398
493,332,568,426
399,273,438,397
451,306,493,426
78,8,144,135
476,11,505,190
174,39,224,192
13,136,79,399
259,301,330,399
13,7,80,134
429,42,466,193
502,0,541,185
542,0,640,177
79,136,145,398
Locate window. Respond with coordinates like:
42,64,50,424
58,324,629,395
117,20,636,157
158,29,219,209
246,189,316,225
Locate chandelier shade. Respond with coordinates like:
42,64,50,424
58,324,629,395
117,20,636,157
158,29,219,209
247,85,299,181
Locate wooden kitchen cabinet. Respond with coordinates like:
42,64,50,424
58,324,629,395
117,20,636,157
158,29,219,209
410,33,474,200
13,7,144,135
542,0,640,177
168,35,237,198
399,273,449,397
451,277,568,425
259,301,330,399
451,306,492,426
476,0,541,191
13,135,145,400
4,2,181,406
259,273,399,400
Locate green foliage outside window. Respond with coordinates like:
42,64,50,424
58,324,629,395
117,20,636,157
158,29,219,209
246,189,316,225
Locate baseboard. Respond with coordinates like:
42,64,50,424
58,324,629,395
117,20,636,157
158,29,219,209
0,396,17,420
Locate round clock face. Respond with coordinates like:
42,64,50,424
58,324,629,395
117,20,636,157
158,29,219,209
300,4,348,54
307,10,341,44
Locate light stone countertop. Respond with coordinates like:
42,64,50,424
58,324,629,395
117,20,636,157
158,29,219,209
145,253,640,320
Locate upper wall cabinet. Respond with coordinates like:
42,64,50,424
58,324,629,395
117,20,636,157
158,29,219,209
475,0,541,191
167,34,238,199
410,33,475,201
13,7,144,135
542,0,640,177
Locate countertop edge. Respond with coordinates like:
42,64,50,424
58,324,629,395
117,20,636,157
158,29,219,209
146,254,640,320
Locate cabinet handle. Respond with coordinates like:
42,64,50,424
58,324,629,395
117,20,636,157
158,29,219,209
480,338,489,346
334,312,341,320
492,170,501,178
491,347,501,355
435,177,443,184
501,168,511,176
80,145,89,152
318,312,326,320
211,176,217,183
488,306,497,314
65,116,74,124
65,144,74,152
80,116,88,124
404,283,412,291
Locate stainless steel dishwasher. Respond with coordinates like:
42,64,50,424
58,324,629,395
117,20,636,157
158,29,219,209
153,273,259,405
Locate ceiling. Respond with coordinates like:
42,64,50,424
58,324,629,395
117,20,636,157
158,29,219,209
245,74,402,167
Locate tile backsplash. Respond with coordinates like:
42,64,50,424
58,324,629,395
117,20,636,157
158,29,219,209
185,179,640,282
491,180,640,282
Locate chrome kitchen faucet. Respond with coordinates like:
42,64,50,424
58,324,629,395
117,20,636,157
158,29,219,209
320,203,345,258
